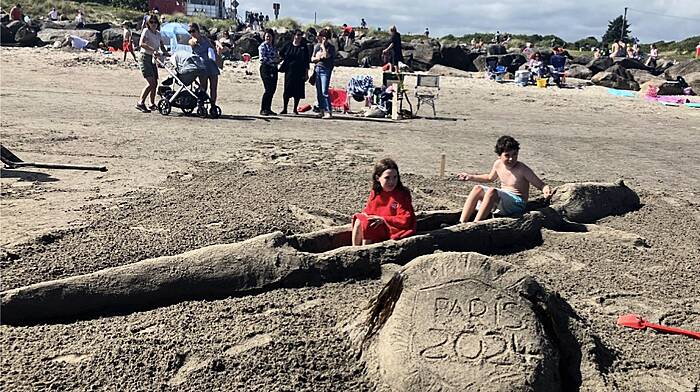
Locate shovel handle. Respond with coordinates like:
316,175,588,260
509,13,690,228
644,322,700,340
10,161,107,172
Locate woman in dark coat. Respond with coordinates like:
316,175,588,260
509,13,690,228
279,29,310,114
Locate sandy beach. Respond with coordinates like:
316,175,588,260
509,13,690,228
1,46,699,391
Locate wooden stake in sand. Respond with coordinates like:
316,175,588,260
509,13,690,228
439,153,446,177
391,82,399,120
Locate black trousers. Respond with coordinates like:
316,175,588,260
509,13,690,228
260,64,278,111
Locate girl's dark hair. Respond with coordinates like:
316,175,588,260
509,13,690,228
293,28,303,36
264,28,275,39
317,29,330,39
188,22,200,33
495,135,520,155
371,158,406,196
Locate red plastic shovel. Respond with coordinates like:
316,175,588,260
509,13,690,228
617,314,700,340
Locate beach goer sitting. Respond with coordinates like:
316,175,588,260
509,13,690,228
48,7,59,21
646,44,658,67
10,4,22,21
75,10,85,29
528,52,546,82
458,135,553,223
216,30,235,60
352,158,417,246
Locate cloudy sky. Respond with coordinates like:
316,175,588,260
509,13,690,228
230,0,700,42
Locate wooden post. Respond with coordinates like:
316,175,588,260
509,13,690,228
439,154,446,177
391,82,399,120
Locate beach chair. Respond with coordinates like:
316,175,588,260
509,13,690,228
414,74,440,117
485,56,506,81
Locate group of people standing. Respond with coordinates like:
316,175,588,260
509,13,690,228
257,28,336,118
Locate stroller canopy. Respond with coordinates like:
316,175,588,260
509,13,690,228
160,22,192,53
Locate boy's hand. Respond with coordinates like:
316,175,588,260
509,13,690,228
457,173,471,181
542,185,554,199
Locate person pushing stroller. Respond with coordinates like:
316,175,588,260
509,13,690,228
156,50,221,118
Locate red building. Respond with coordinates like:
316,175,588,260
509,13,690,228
148,0,186,15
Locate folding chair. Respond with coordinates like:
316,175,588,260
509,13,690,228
414,74,440,117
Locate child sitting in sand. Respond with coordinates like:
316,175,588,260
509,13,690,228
458,135,553,223
352,158,417,245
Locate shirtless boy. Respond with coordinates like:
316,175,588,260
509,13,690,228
458,135,553,223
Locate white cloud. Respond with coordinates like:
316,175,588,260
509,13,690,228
231,0,700,42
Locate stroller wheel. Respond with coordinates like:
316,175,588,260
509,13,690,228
157,99,171,115
182,107,194,115
209,105,222,119
197,106,208,118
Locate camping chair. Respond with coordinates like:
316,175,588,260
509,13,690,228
414,74,440,117
549,54,567,87
485,56,506,81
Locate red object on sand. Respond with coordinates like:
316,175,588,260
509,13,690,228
329,88,350,112
617,314,700,340
297,104,312,113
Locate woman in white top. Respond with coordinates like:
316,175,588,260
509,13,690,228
136,15,168,113
75,10,85,28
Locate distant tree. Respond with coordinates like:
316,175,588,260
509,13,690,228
602,15,631,44
575,36,600,50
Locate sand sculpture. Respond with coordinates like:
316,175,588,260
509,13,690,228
1,180,639,326
349,252,606,391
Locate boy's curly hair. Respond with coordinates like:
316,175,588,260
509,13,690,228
495,135,520,155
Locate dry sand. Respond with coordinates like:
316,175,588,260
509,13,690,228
1,46,699,391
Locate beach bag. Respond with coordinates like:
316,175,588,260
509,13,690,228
308,70,316,86
278,59,288,73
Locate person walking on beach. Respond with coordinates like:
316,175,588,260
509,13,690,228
136,15,168,113
188,23,220,113
311,29,336,119
382,26,403,72
122,21,137,63
279,29,310,115
259,29,279,116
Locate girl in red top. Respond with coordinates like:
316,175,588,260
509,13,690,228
352,158,417,245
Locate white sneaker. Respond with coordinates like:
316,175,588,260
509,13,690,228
322,112,332,119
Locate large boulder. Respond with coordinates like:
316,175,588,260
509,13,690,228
14,24,37,46
83,22,112,32
101,28,123,49
627,69,664,85
664,59,700,80
487,44,506,55
404,40,442,71
5,20,24,36
42,20,76,30
613,57,651,71
357,36,390,51
571,55,592,65
37,28,101,47
683,72,700,94
234,32,262,56
0,23,13,44
429,64,474,78
440,44,480,71
591,64,639,90
358,46,386,67
655,81,685,95
586,57,613,75
334,50,358,67
566,64,592,79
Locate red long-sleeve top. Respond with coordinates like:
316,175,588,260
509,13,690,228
361,188,417,240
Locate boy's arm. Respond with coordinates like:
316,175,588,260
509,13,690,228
458,161,498,183
524,166,553,198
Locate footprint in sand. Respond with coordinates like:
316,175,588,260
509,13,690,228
49,353,91,364
168,354,209,386
224,333,274,356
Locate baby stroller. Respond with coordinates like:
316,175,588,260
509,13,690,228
156,56,221,118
